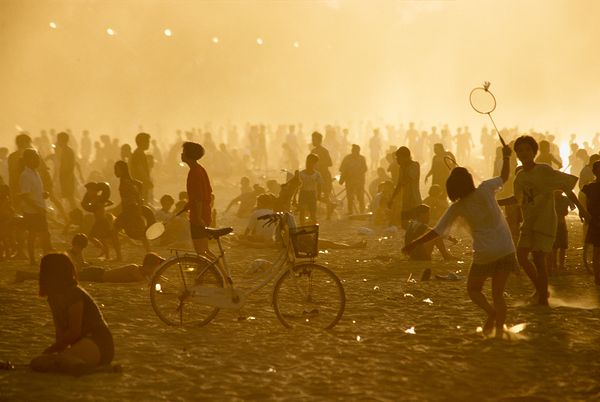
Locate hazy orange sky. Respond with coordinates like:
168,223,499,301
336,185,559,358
1,0,599,140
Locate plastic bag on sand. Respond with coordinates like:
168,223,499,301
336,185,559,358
357,227,375,236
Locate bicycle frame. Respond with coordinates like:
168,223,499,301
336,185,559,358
170,213,310,309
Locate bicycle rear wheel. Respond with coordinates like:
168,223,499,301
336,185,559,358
273,263,345,329
150,255,223,326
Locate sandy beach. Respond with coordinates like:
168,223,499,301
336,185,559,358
1,206,599,402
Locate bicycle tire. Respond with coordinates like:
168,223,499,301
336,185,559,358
150,255,224,326
273,263,345,329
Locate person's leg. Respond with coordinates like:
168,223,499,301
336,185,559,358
26,231,36,265
593,246,600,285
548,248,557,276
357,185,365,213
467,271,495,334
111,231,122,261
345,185,353,214
517,247,537,289
491,270,510,337
532,250,549,305
558,248,566,271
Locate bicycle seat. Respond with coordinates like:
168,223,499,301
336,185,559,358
205,227,234,239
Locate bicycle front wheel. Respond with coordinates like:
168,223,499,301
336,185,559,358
150,255,224,326
273,263,345,329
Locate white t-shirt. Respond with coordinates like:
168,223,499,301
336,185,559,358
299,170,322,193
20,167,46,214
514,164,578,237
246,208,275,242
433,177,514,264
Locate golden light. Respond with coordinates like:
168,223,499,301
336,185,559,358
293,41,300,48
163,28,172,37
106,27,115,36
256,37,264,45
212,36,219,44
49,22,57,29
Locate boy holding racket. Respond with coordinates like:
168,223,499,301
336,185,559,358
402,145,516,338
512,135,589,305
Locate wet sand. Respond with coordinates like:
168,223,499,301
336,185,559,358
1,212,599,401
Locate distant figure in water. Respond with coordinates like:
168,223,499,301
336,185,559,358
403,145,516,338
30,253,114,374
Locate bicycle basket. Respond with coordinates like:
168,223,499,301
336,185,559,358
289,225,319,258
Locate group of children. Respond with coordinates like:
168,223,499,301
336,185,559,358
403,135,600,338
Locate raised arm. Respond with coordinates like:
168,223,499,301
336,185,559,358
500,145,512,183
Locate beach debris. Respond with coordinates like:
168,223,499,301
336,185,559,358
357,227,375,236
407,273,417,283
423,298,433,305
508,323,527,334
352,320,356,324
457,260,464,264
362,278,368,282
267,367,277,373
476,326,483,333
403,293,414,298
405,327,416,335
247,316,256,321
435,272,463,281
373,285,380,291
318,250,329,254
356,335,363,342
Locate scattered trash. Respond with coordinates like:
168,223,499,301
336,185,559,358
405,327,416,334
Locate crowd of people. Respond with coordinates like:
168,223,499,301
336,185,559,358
2,122,599,374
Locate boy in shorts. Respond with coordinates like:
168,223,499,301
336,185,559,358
513,136,589,305
403,145,516,338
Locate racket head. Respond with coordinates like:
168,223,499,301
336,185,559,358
145,222,165,240
469,87,496,114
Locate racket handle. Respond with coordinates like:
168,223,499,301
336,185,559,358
498,134,507,147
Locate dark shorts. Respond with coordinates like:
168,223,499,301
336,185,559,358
190,223,209,240
22,213,48,233
470,253,518,278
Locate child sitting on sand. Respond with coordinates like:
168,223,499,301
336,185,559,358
403,145,516,338
422,184,448,224
404,204,454,261
30,253,114,374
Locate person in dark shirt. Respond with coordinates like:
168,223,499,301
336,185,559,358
30,253,114,374
581,161,600,285
129,132,153,203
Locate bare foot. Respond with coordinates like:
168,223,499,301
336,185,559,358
483,312,496,335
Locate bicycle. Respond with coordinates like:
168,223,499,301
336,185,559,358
149,212,346,329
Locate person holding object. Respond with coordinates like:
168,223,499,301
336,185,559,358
403,145,516,338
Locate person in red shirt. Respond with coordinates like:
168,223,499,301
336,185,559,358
181,142,213,257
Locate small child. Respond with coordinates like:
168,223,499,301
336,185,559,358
370,180,394,227
81,182,121,261
404,204,454,261
298,154,322,225
155,194,175,222
580,160,600,285
549,191,574,275
422,184,449,224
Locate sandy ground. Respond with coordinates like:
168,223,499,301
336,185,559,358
1,206,600,401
